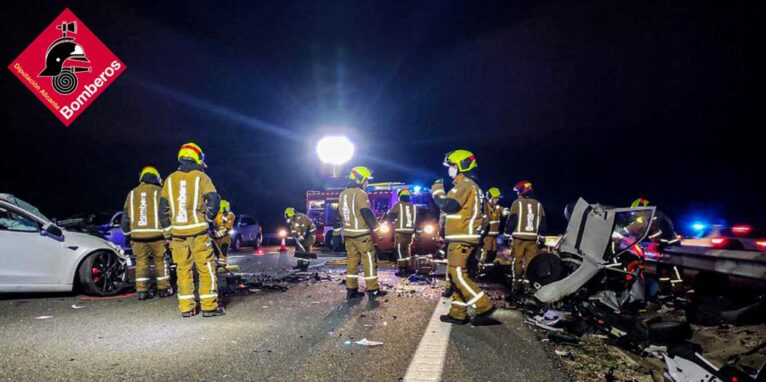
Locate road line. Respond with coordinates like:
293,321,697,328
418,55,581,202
403,297,452,382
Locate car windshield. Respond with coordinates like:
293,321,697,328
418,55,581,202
0,193,49,223
610,209,654,255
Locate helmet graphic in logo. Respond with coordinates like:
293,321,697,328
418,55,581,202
38,21,91,95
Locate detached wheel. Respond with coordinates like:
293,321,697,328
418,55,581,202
526,252,564,288
231,236,242,251
648,321,692,345
78,251,127,296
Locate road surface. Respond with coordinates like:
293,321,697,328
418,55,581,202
0,246,568,382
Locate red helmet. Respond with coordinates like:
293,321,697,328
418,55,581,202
513,180,533,196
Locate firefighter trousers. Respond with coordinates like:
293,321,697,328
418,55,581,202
214,235,231,266
297,234,315,267
344,235,379,291
394,232,414,270
171,234,218,313
480,234,498,264
447,242,494,320
131,239,170,293
511,238,539,289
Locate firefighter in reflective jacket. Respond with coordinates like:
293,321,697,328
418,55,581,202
432,150,496,326
121,166,173,300
212,199,235,269
285,207,316,270
504,180,547,292
159,142,224,318
386,189,417,276
339,166,387,301
480,187,504,266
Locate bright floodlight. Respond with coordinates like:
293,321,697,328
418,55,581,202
316,136,354,165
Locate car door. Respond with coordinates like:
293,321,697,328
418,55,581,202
240,216,255,242
105,212,128,250
0,205,71,288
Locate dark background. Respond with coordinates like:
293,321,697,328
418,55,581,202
1,1,763,233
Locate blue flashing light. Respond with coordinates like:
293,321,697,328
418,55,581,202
412,185,422,194
691,222,707,232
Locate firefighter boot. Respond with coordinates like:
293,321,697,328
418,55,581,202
439,314,468,325
367,289,388,300
202,307,226,317
181,308,198,318
470,306,501,326
347,288,364,300
158,288,174,298
138,291,155,300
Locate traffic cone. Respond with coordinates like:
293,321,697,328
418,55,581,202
279,237,287,252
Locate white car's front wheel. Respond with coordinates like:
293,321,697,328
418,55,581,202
77,251,128,296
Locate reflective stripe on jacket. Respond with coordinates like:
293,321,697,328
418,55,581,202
123,183,163,240
444,174,484,243
339,187,372,238
161,170,217,237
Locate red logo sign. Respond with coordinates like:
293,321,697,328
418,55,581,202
7,9,126,126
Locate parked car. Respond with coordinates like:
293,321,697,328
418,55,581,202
59,211,129,251
230,214,263,251
0,194,130,296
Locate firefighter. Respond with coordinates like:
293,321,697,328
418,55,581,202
339,166,387,301
121,166,173,300
432,150,496,326
480,187,504,266
212,199,235,270
504,180,547,293
159,142,224,318
284,207,316,270
385,189,417,276
631,198,679,247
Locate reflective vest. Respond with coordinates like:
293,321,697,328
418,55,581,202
390,201,417,233
213,211,235,239
123,183,163,240
484,201,503,236
289,212,316,238
161,169,217,237
339,187,372,238
442,174,484,244
510,198,544,239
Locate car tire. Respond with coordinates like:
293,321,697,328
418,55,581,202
78,251,128,296
231,236,242,251
254,234,262,249
526,252,564,287
324,230,334,248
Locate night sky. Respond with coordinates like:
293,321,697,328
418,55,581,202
1,1,763,233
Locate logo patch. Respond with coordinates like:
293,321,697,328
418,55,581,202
8,8,126,126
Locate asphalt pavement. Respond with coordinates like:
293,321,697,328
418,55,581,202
0,246,567,382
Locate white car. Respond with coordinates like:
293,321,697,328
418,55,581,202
0,194,130,296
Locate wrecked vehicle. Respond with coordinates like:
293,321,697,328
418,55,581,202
522,198,766,381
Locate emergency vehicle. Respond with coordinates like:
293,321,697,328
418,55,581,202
305,182,440,256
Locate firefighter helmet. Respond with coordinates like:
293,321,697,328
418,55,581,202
220,200,231,213
139,166,161,183
443,150,477,173
513,180,533,196
284,207,296,219
348,166,373,185
398,189,411,198
631,198,650,208
178,142,206,166
488,187,502,199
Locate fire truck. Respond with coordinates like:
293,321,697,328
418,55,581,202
305,181,440,257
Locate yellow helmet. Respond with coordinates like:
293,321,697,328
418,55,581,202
139,166,161,183
348,166,373,185
443,149,477,173
178,142,205,166
398,189,411,199
284,207,296,219
631,198,650,208
488,187,502,199
220,200,230,213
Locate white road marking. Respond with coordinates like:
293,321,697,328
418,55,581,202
403,297,452,382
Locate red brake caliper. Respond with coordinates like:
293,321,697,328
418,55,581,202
92,267,101,284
